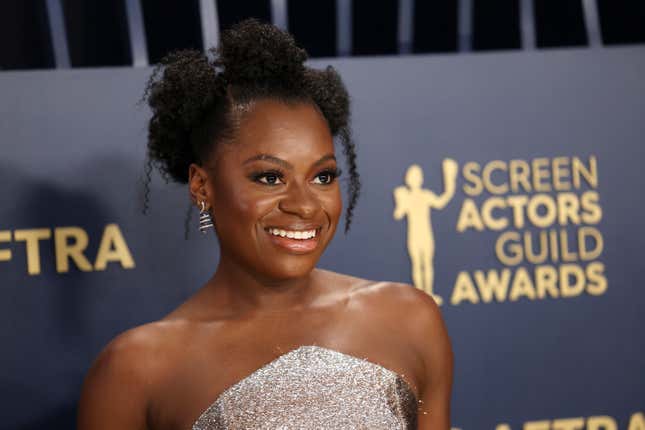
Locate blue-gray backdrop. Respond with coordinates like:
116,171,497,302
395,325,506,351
1,46,644,430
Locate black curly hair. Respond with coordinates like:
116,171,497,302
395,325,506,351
141,18,360,239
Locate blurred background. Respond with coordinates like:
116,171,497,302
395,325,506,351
2,0,644,70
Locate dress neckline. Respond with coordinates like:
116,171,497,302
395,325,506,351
191,344,418,427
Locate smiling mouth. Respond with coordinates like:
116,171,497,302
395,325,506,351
266,227,320,240
263,226,322,253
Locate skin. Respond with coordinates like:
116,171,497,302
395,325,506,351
77,99,453,430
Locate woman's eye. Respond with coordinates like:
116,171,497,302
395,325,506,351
312,170,339,185
257,173,284,185
313,173,331,184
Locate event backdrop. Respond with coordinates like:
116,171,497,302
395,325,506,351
1,46,644,429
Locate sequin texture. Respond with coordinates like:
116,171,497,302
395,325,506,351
192,345,418,429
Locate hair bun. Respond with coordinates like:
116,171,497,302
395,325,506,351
217,18,307,85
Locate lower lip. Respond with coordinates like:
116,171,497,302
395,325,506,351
265,230,320,253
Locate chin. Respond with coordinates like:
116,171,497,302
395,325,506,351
261,257,319,281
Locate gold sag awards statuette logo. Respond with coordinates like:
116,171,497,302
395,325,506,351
393,159,459,305
0,224,135,275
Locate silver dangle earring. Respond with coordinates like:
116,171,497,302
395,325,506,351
199,201,214,234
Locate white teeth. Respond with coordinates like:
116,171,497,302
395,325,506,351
268,228,317,240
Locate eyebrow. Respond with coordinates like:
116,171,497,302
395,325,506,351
242,154,336,169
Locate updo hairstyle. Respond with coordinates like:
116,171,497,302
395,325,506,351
141,19,360,237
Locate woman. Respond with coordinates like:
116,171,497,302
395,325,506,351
77,19,453,430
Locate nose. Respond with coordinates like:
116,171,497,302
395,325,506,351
278,180,320,219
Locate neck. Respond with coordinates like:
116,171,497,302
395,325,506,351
207,252,318,316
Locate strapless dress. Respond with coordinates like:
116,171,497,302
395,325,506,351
191,345,418,429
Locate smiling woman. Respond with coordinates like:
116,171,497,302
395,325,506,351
77,19,453,430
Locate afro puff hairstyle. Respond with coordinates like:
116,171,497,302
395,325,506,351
142,19,360,238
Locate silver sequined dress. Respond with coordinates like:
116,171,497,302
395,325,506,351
192,345,418,429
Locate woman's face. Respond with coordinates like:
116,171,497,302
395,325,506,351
201,99,342,280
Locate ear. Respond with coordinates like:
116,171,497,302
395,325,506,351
188,163,211,208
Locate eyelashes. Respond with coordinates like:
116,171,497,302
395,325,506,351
250,168,342,186
313,168,342,184
250,169,283,185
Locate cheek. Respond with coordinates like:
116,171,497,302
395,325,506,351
212,179,276,225
323,186,343,222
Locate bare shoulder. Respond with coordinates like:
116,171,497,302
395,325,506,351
77,321,190,429
92,320,187,373
348,280,452,362
316,269,437,311
318,268,447,337
349,279,443,322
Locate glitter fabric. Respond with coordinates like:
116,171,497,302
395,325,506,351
192,345,418,429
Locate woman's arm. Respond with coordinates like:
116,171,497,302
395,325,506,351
77,330,153,430
411,290,454,430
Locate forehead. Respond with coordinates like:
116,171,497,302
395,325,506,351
222,99,334,160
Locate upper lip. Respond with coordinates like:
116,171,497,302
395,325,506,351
265,225,321,231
